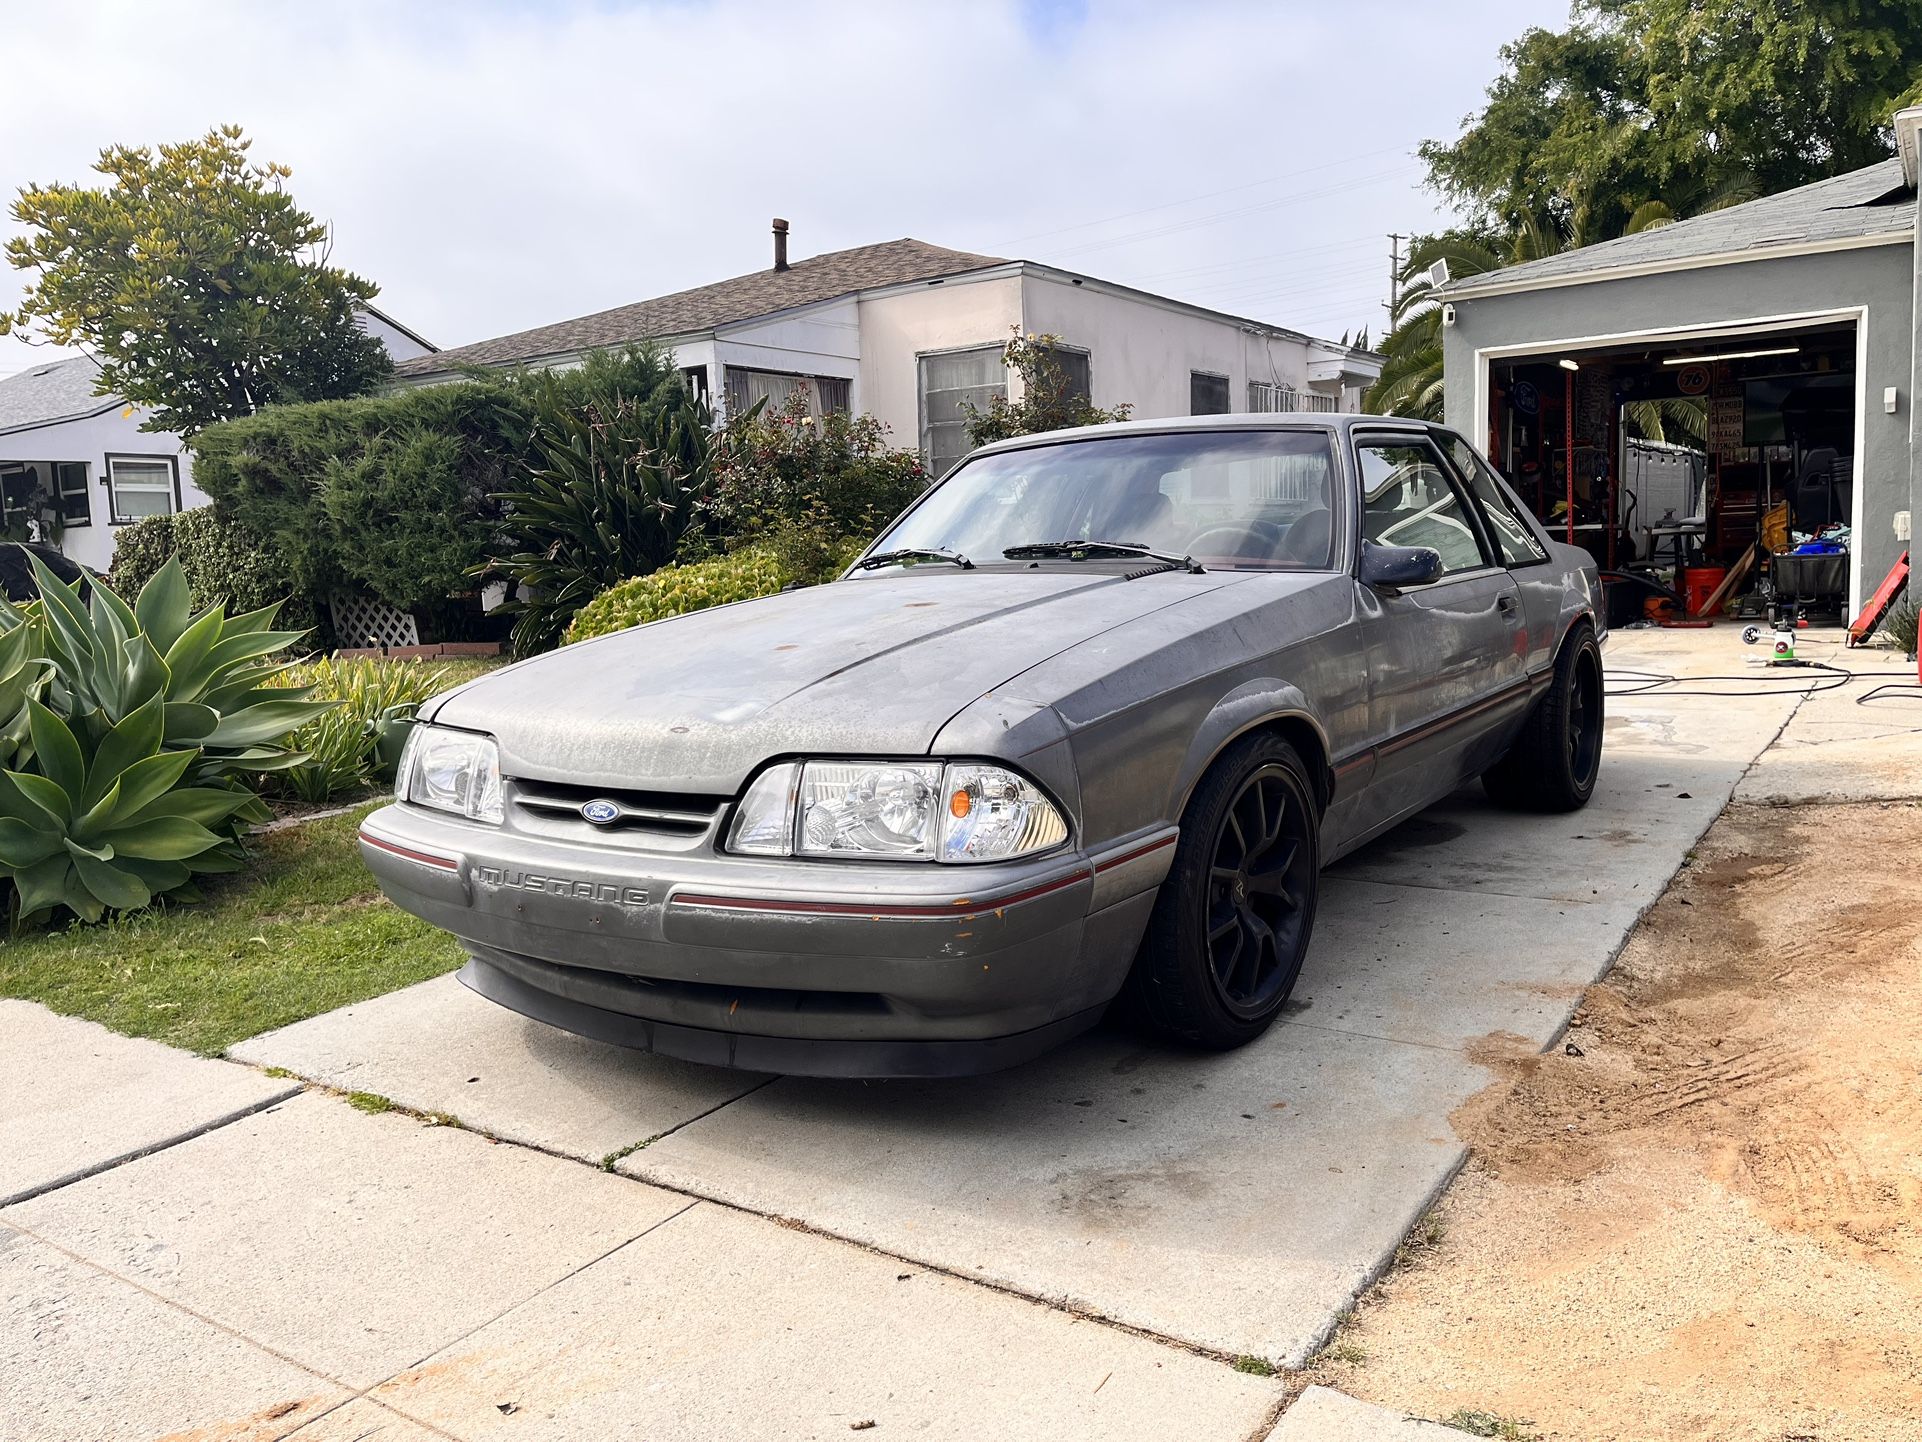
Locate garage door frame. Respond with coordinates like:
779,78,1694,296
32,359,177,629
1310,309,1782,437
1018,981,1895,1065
1471,305,1870,615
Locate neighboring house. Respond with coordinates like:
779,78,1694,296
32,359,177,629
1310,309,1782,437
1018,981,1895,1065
0,305,436,574
1439,106,1922,620
393,224,1382,479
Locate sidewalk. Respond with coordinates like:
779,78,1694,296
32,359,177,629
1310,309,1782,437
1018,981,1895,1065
7,626,1916,1442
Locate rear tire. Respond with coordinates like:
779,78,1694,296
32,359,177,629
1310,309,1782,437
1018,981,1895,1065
1484,620,1603,812
1125,733,1320,1049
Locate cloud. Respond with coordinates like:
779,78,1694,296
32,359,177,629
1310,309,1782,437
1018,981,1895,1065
0,0,1571,375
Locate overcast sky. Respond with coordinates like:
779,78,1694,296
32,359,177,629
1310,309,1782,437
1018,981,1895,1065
0,0,1573,380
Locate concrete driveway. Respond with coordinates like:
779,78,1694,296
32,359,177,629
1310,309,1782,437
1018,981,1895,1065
7,627,1912,1440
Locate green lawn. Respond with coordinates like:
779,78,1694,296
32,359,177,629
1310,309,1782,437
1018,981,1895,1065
0,803,464,1056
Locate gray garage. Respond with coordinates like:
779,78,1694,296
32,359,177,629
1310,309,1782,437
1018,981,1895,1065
1441,107,1922,626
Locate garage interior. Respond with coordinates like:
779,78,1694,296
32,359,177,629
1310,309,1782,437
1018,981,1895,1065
1483,318,1861,628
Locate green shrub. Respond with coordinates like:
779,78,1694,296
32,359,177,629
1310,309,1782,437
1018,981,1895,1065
566,548,787,644
484,346,712,655
270,657,451,803
109,506,314,636
692,389,926,552
0,556,331,925
190,373,535,616
962,329,1132,447
1883,596,1919,656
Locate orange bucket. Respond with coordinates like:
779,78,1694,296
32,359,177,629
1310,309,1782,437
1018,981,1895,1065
1683,566,1727,617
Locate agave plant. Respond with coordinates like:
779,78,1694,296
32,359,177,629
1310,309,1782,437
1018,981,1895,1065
0,624,49,770
15,554,330,785
0,696,255,921
0,556,335,924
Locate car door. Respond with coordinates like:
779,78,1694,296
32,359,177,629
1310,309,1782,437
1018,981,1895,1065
1348,429,1528,834
1436,428,1560,676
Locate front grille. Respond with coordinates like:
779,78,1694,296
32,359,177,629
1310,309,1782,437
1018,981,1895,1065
509,778,727,849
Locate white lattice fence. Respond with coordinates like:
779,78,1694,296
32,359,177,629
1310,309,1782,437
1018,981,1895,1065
328,591,419,650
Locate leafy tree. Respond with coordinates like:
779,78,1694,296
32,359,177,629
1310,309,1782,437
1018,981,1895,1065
0,125,389,435
1424,1,1922,244
963,329,1132,447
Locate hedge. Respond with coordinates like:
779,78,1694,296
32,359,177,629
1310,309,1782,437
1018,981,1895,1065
189,374,535,619
109,506,316,635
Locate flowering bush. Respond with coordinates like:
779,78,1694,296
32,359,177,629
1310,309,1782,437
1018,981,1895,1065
963,328,1132,447
690,390,927,553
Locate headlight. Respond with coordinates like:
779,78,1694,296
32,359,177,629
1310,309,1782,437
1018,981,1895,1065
725,759,1067,863
397,724,503,824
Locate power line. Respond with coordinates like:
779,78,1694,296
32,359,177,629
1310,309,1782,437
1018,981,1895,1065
982,142,1415,250
1030,164,1421,264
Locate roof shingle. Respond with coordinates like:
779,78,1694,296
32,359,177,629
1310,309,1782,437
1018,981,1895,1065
395,238,1005,378
0,355,117,435
1445,159,1913,295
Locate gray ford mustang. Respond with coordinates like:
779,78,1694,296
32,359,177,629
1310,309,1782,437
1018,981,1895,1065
362,415,1603,1077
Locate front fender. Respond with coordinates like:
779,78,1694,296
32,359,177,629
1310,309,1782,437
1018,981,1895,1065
1168,678,1333,821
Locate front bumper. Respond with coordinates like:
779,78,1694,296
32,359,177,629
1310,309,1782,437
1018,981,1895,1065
359,804,1176,1077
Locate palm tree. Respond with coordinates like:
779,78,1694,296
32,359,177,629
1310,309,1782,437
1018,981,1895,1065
1363,197,1691,425
1362,234,1504,420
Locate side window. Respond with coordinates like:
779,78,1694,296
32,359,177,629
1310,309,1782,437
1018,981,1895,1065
1442,435,1548,566
1355,438,1491,576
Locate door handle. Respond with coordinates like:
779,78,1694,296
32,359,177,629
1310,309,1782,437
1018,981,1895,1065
1497,594,1517,615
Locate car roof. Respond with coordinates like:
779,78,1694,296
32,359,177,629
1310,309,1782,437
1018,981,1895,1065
964,412,1433,459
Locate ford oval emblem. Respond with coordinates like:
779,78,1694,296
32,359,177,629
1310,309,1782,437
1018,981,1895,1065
580,799,621,826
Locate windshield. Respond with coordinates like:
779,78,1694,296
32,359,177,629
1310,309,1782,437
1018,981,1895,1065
868,429,1340,571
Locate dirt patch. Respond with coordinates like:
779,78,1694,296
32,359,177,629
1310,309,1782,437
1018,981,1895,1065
1312,801,1922,1440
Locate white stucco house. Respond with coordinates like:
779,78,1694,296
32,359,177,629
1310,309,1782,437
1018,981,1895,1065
0,306,435,573
394,223,1382,477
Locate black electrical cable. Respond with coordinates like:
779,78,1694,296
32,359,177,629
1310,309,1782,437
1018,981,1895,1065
1601,659,1912,699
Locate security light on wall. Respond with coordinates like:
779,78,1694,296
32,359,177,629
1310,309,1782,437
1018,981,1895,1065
1423,258,1451,289
1558,358,1580,372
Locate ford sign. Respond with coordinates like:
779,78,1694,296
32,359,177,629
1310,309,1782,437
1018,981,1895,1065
580,799,622,826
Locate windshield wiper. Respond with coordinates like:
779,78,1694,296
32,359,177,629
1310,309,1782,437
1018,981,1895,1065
854,546,974,571
1002,540,1204,574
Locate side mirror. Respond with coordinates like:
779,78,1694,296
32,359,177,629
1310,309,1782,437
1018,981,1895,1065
1360,541,1444,591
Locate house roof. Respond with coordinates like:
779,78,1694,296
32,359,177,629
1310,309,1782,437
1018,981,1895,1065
0,355,118,436
395,238,1006,378
1443,158,1914,298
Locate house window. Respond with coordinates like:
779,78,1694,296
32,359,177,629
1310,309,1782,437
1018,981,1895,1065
680,365,711,404
723,367,852,420
55,462,89,526
1051,347,1091,403
0,461,90,533
919,346,1007,477
1190,371,1231,415
106,456,177,524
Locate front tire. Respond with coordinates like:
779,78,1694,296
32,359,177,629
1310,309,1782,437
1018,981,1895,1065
1484,620,1603,812
1126,734,1320,1049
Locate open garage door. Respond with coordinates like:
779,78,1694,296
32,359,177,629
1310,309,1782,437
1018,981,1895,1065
1479,314,1863,623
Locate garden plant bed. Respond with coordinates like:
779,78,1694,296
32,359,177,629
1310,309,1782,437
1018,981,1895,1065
0,803,463,1055
1309,799,1922,1441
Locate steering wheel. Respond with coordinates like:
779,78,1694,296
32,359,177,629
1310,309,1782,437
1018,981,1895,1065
1186,521,1281,561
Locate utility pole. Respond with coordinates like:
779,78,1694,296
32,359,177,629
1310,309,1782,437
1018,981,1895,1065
1386,233,1404,319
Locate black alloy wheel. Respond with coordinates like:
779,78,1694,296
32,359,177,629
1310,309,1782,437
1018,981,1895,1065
1204,765,1315,1019
1126,733,1321,1049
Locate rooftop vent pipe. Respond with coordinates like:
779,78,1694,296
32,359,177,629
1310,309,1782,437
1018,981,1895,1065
773,218,790,272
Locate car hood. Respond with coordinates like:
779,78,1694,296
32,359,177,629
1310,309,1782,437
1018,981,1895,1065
433,568,1233,793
